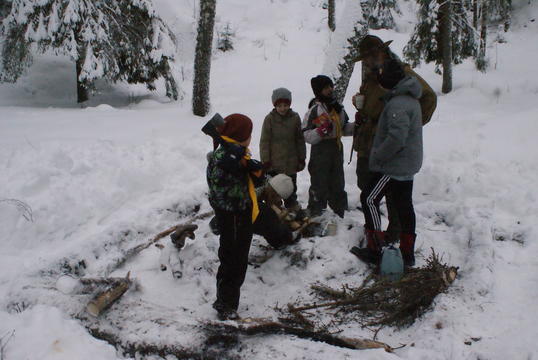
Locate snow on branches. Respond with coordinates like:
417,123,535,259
1,0,178,102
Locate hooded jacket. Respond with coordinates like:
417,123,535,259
353,62,437,158
259,109,306,175
369,75,423,179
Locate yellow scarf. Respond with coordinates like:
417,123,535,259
220,136,260,223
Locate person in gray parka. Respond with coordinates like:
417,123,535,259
351,58,423,267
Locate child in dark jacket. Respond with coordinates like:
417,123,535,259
302,75,354,218
206,113,264,320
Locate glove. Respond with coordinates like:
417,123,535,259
352,94,365,110
226,144,246,161
316,121,333,137
297,160,306,172
218,144,246,172
246,159,263,172
355,111,368,125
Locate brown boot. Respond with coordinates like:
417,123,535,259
350,228,385,265
399,233,416,267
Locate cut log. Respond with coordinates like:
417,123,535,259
270,204,311,231
86,273,132,317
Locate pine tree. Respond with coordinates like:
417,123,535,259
0,0,178,103
471,0,513,71
489,0,512,30
217,22,234,52
404,0,477,93
363,0,400,30
192,0,216,117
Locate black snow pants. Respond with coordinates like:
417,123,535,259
307,139,348,217
214,209,253,311
360,172,415,236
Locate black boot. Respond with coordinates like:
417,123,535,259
350,229,385,265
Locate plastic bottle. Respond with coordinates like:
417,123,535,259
380,245,404,281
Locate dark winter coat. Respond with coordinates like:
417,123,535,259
207,146,252,213
353,63,437,158
369,75,423,179
260,109,306,175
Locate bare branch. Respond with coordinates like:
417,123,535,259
0,198,34,222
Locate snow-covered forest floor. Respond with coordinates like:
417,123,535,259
1,0,538,359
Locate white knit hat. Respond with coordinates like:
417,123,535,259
268,174,294,200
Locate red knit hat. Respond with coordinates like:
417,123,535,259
220,113,253,142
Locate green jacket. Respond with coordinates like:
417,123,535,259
207,146,251,213
260,109,306,175
353,64,437,158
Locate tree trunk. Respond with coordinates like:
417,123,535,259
328,0,336,31
439,0,453,94
472,0,478,29
76,57,89,103
476,0,488,71
192,0,217,117
75,30,89,104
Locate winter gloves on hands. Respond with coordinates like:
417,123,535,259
316,121,333,137
352,94,365,110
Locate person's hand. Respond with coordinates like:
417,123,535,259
316,121,333,137
352,93,365,110
246,159,263,172
355,111,367,125
227,144,246,160
297,160,306,172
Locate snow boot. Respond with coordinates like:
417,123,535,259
212,301,240,321
399,233,416,267
350,228,385,265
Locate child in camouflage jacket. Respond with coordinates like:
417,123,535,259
206,113,264,321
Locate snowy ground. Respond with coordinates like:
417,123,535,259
1,0,538,359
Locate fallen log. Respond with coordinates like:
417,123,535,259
86,272,132,317
204,318,393,352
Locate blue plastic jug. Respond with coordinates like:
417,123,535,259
380,245,404,281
